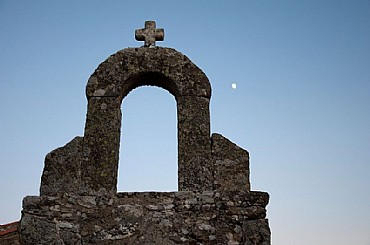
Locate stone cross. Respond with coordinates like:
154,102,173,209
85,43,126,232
135,20,164,47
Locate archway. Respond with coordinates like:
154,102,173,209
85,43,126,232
82,47,213,194
117,86,177,191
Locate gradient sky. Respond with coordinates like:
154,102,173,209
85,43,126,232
1,1,370,244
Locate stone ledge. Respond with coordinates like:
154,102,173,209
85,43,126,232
20,191,270,244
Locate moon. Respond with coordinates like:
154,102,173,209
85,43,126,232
231,83,237,89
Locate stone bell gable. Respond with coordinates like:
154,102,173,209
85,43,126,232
20,21,270,244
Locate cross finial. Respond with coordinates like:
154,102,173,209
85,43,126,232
135,20,164,47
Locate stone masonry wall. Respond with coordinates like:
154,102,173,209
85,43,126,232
21,191,270,244
21,132,270,244
20,44,271,244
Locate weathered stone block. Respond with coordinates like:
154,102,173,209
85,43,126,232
212,133,251,191
40,136,83,196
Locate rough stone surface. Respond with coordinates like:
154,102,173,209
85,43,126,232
212,133,251,192
40,136,83,196
20,31,270,244
20,191,270,244
135,20,164,47
82,47,213,194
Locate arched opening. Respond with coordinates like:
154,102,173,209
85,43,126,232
117,86,178,192
83,47,213,193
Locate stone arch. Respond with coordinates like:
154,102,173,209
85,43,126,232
81,47,213,194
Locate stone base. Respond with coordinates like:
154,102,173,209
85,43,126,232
20,191,270,244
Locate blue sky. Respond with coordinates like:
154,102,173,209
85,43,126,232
1,1,370,244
